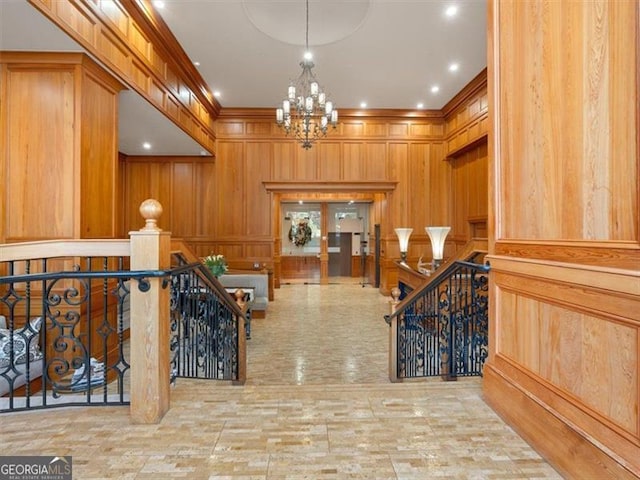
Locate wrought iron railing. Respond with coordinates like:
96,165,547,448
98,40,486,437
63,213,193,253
385,260,490,380
0,256,139,412
169,252,246,383
1,249,245,413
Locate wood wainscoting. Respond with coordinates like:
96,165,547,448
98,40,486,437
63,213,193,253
280,256,320,281
486,0,639,477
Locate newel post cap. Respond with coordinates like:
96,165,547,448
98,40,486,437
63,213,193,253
139,199,163,231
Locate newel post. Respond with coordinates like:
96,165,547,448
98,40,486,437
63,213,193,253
389,287,402,383
129,199,171,423
233,289,247,385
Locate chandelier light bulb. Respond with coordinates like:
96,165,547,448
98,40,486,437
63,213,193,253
325,101,333,114
304,51,313,61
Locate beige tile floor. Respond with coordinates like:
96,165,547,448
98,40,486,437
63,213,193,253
1,281,562,479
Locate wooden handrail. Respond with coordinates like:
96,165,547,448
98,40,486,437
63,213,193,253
1,239,131,261
170,240,247,385
170,239,246,319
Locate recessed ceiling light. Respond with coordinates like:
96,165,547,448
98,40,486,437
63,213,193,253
142,142,152,150
213,90,221,98
431,85,440,94
445,5,458,17
360,102,367,108
416,102,424,109
298,200,304,205
449,63,459,72
153,1,165,9
193,61,200,66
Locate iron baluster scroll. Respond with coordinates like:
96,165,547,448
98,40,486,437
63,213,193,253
386,260,490,380
169,253,244,383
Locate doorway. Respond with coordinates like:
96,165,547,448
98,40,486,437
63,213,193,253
280,201,369,284
326,202,367,280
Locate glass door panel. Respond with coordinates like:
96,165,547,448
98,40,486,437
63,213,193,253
281,203,321,282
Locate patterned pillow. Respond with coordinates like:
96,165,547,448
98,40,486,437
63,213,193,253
0,317,43,368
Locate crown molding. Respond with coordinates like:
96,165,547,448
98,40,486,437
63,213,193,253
219,108,442,121
122,0,221,117
441,68,488,118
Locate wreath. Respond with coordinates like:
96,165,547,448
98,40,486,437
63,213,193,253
288,221,312,247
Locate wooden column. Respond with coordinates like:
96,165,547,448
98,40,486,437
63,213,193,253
129,199,171,424
0,52,124,243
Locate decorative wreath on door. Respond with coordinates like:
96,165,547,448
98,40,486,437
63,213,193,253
288,221,312,247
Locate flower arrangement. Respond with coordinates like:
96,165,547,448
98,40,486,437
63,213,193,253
203,253,228,278
288,221,312,247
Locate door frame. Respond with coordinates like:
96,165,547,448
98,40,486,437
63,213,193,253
263,181,397,285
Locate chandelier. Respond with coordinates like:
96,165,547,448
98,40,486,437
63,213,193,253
275,0,338,149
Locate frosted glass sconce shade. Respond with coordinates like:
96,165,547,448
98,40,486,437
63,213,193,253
394,228,413,262
425,226,450,268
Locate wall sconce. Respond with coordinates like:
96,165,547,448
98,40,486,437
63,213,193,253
394,228,413,263
425,226,451,270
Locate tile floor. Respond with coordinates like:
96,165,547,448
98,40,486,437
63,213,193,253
0,281,562,479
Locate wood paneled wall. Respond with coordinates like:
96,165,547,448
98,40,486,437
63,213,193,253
121,77,489,293
443,70,489,247
28,0,218,154
121,155,217,237
122,111,446,293
450,144,489,242
214,108,476,295
0,52,123,242
485,1,639,478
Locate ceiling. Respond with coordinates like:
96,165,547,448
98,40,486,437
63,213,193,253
0,0,487,156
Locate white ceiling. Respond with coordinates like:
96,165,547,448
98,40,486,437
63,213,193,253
0,0,487,155
159,0,487,110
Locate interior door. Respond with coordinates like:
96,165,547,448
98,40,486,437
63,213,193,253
328,232,341,276
339,233,352,276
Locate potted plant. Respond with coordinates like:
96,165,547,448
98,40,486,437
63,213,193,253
203,254,228,278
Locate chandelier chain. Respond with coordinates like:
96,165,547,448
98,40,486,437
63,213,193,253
305,0,309,52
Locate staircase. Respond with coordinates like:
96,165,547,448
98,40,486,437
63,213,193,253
386,238,490,381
